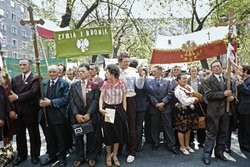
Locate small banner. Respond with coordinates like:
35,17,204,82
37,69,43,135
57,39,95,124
5,58,66,79
55,26,113,58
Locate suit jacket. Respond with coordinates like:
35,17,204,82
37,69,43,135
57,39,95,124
146,78,172,113
204,74,227,116
135,78,148,112
237,76,250,115
69,80,100,124
38,78,70,124
9,73,40,121
0,86,7,120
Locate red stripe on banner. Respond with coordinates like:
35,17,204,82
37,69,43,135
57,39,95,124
151,40,227,64
37,26,55,39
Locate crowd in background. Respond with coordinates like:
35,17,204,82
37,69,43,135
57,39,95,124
0,52,250,167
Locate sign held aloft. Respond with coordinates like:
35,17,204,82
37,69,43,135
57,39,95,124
55,26,113,58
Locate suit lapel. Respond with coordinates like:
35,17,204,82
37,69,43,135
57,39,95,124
44,80,49,97
211,74,222,91
75,81,84,102
19,73,33,93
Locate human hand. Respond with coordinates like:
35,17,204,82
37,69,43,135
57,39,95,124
0,119,4,127
83,113,91,122
100,109,107,116
9,111,18,120
8,91,18,102
226,96,234,102
75,114,85,123
224,90,232,97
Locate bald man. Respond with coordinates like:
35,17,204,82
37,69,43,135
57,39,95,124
8,59,41,166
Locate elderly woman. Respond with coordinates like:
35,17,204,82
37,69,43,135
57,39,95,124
174,73,199,155
99,64,128,167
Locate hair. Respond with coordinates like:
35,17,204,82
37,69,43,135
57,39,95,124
189,65,199,73
176,72,187,81
153,65,163,71
89,63,99,72
48,64,59,71
118,52,130,62
78,63,90,70
57,63,66,72
142,68,148,76
210,60,222,69
130,59,138,68
242,65,250,75
106,64,120,79
19,59,33,65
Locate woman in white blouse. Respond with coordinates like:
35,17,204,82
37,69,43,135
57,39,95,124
174,73,199,155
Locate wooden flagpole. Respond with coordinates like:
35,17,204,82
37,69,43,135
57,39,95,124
20,6,49,127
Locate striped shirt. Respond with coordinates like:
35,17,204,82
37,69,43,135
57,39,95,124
101,79,127,105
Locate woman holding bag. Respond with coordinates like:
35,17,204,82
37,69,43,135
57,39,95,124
99,64,128,167
174,73,199,155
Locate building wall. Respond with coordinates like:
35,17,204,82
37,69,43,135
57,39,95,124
0,0,32,59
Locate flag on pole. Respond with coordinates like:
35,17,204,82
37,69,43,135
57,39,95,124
151,26,229,64
55,26,113,58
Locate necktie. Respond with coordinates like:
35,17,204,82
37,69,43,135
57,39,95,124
218,76,224,90
23,75,26,83
81,81,87,107
48,80,54,95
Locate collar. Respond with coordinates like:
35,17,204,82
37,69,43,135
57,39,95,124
22,71,32,79
50,77,59,85
214,73,223,80
120,67,130,73
80,79,87,85
190,76,199,82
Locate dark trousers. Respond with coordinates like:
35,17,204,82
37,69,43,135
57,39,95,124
65,119,74,150
150,110,176,149
190,129,206,145
15,117,41,158
75,131,98,161
144,110,153,144
126,97,137,156
41,119,67,159
136,111,145,148
238,114,250,151
203,113,230,159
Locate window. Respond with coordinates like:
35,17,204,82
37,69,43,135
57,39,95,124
0,8,4,18
21,30,26,37
11,26,17,34
12,39,17,48
11,13,16,22
22,42,26,48
12,52,18,59
10,0,15,8
0,22,6,30
2,36,7,46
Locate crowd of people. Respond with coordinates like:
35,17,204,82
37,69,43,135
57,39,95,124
0,52,250,167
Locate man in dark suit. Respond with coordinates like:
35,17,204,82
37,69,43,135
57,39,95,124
8,59,41,166
202,60,234,165
89,63,104,153
70,63,100,167
0,85,7,138
237,65,250,152
146,66,177,154
39,64,70,166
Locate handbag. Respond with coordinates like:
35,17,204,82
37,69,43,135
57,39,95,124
0,127,14,167
198,103,206,129
72,120,94,136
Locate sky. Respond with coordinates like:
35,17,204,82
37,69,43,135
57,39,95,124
32,0,211,19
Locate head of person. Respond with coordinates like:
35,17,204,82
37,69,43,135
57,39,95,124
19,59,32,74
48,65,59,80
130,59,138,69
171,65,181,77
189,65,199,78
106,64,120,80
78,63,90,81
176,73,188,86
89,63,99,77
66,69,75,81
58,64,66,77
118,52,130,70
242,65,250,78
210,60,223,75
152,65,163,78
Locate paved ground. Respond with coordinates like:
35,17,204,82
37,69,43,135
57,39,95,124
5,129,250,167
